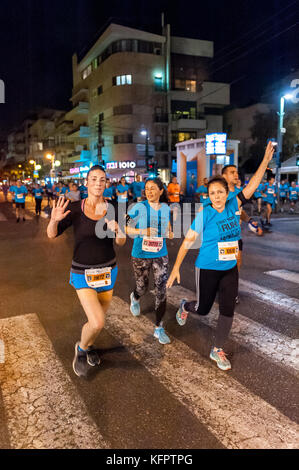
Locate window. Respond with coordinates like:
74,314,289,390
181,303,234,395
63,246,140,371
82,65,92,80
113,75,132,86
93,58,98,70
97,85,103,95
114,134,133,144
174,79,196,92
113,104,133,115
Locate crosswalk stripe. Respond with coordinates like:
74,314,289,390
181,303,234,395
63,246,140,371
265,269,299,285
167,286,299,376
106,297,299,449
0,212,7,221
0,314,109,449
239,279,299,318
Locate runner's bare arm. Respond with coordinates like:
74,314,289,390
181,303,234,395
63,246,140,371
166,228,199,288
47,197,70,238
241,142,275,205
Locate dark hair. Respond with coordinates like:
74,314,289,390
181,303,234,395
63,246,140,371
87,165,106,179
145,177,168,203
221,164,237,175
207,176,229,194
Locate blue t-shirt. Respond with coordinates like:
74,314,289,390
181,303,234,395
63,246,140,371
128,200,171,259
279,183,289,198
254,183,264,198
196,185,208,203
263,183,276,204
117,184,129,202
14,186,28,203
130,181,145,199
79,185,88,199
33,188,43,200
9,185,17,199
191,195,241,271
103,187,114,199
60,187,68,195
289,187,299,200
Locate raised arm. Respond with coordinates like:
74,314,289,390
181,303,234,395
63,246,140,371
47,196,71,239
242,142,275,201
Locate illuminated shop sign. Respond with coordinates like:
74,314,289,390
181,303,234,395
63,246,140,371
106,161,136,170
205,133,227,155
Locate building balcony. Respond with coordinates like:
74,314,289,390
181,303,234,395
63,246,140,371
171,116,206,131
68,125,90,138
66,102,89,120
68,149,91,163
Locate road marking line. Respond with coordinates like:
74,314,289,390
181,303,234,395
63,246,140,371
0,314,109,449
166,286,299,376
239,279,299,318
265,269,299,285
0,212,7,221
106,297,299,449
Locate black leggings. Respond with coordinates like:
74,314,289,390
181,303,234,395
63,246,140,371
35,199,42,214
185,266,238,348
132,256,168,326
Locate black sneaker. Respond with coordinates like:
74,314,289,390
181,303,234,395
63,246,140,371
72,342,89,377
86,346,101,366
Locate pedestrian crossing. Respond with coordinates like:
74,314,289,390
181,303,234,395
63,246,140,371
0,273,298,449
265,269,299,285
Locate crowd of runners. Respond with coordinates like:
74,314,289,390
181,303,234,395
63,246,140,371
1,141,298,375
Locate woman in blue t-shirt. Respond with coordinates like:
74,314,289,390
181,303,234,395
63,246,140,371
126,177,173,345
167,141,275,371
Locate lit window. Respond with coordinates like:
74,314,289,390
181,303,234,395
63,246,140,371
116,76,121,86
114,75,132,86
126,75,132,85
82,65,92,80
121,75,126,85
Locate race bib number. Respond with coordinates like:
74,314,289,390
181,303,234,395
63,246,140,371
36,193,41,197
121,194,127,199
202,195,208,199
291,191,297,196
267,189,274,194
16,194,23,200
218,241,239,261
85,267,112,288
142,237,163,253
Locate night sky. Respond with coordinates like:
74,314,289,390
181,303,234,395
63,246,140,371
0,0,298,137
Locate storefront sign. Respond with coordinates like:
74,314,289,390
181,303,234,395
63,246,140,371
70,167,80,174
106,161,136,170
205,133,227,155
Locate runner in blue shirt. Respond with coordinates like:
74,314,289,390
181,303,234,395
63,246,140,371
14,180,28,222
103,178,115,201
279,179,289,212
195,178,208,203
261,176,276,226
289,181,299,214
126,177,173,345
9,183,17,209
253,182,264,215
129,175,145,202
32,184,44,216
167,141,275,371
79,181,88,200
116,177,130,204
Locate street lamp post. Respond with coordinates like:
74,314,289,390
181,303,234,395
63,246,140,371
141,130,150,171
276,93,293,202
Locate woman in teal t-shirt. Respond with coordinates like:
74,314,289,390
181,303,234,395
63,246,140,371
126,177,173,345
167,142,275,371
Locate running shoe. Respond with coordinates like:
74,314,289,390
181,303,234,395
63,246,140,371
153,326,171,344
86,345,101,367
176,299,188,326
130,292,140,316
72,342,89,377
210,347,231,371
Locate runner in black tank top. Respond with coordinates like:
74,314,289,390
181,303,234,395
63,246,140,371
47,165,126,377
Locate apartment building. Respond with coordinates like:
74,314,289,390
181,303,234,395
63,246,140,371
69,22,230,181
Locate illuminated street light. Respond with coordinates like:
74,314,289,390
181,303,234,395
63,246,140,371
276,92,294,197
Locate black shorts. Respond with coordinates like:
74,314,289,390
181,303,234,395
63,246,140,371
15,202,25,209
238,239,243,252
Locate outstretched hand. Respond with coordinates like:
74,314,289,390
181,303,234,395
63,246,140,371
51,196,70,222
264,141,275,163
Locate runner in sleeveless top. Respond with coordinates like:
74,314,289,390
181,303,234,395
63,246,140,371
166,142,275,371
47,165,126,377
126,177,173,344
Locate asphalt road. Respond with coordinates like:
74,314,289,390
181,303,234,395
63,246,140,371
0,195,298,450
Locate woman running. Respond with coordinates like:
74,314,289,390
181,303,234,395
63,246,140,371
126,177,173,344
166,142,275,371
47,165,126,377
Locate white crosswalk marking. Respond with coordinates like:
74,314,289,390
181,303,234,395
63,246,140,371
166,286,299,376
0,212,7,221
265,269,299,285
0,314,109,449
239,279,299,318
106,297,299,449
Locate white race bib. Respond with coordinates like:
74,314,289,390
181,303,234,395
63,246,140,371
267,189,274,194
218,241,239,261
16,194,23,199
85,267,112,288
202,195,208,199
142,237,163,253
